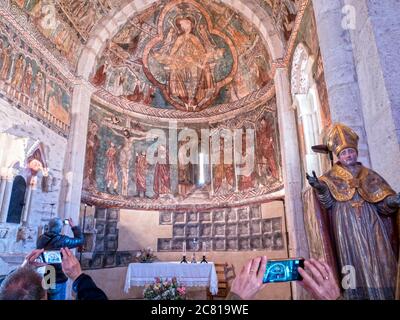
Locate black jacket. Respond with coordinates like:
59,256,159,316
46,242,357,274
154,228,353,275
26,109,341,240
36,226,84,283
73,274,108,300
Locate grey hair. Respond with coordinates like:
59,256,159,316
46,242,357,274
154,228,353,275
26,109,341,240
0,267,45,300
48,217,63,234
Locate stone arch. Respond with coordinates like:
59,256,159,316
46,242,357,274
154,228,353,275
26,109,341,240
76,0,285,80
291,42,327,178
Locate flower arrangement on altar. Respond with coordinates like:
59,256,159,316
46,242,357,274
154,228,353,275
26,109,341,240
135,247,157,263
143,277,186,300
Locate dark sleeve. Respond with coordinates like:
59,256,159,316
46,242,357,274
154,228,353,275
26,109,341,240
376,197,399,216
73,274,108,300
60,226,85,248
314,183,335,210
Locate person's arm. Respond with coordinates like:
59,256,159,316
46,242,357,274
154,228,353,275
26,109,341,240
72,274,108,300
306,171,334,209
61,248,108,300
378,193,400,215
227,256,267,300
298,259,341,300
61,218,84,249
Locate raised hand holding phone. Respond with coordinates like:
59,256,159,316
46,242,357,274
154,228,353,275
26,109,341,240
263,258,304,283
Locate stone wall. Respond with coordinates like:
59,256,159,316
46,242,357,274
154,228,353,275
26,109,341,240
0,98,67,255
82,200,291,300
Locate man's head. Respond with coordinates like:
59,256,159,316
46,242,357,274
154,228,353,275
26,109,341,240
0,267,45,300
338,147,358,167
48,217,63,234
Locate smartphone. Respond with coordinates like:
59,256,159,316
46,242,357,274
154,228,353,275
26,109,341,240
63,219,69,225
263,258,305,283
41,251,62,264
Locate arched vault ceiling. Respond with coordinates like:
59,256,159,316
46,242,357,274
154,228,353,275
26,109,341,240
8,0,301,73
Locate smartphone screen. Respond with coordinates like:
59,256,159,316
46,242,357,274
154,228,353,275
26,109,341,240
63,219,69,225
42,251,62,264
263,258,304,283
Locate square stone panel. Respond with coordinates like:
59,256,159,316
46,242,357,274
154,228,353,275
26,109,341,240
199,212,211,222
251,220,262,235
116,252,133,267
95,238,104,252
95,208,107,220
250,236,263,250
262,219,272,233
200,239,212,253
81,257,91,270
263,233,273,250
106,209,120,221
226,237,238,251
213,210,225,222
172,238,185,252
173,212,186,224
186,238,200,251
90,253,104,269
187,212,198,223
105,235,118,251
213,238,225,251
173,225,185,237
104,253,116,268
105,222,118,235
226,209,237,222
95,221,106,235
159,212,172,225
238,208,250,221
273,232,284,250
272,217,282,232
199,224,212,237
213,223,225,237
238,237,250,251
238,221,250,236
157,238,172,252
250,206,262,219
186,224,199,237
226,223,237,237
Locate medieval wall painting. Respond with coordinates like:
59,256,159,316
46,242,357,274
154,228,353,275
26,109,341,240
83,101,283,209
91,0,273,111
0,18,72,135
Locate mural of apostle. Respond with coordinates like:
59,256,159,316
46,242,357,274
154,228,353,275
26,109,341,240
11,55,25,88
0,45,12,81
153,145,171,197
21,62,33,96
135,151,147,198
83,122,99,187
32,71,46,106
257,117,279,183
105,142,119,194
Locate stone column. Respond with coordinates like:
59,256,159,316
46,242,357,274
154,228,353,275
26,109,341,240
312,0,371,166
21,176,37,225
0,170,14,223
274,68,310,300
58,80,95,224
0,173,7,215
343,0,400,190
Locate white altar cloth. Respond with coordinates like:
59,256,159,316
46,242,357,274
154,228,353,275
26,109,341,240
124,262,218,294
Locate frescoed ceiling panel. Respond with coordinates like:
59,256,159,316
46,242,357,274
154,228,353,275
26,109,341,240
91,0,274,112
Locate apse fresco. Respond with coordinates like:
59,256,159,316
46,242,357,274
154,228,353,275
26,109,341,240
91,0,273,111
82,100,283,210
0,18,72,135
258,0,301,42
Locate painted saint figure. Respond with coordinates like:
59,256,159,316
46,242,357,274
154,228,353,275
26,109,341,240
32,71,46,106
135,151,147,198
83,122,99,187
105,142,119,194
257,117,279,184
306,123,400,300
153,145,171,197
152,17,223,110
11,55,25,88
21,62,33,96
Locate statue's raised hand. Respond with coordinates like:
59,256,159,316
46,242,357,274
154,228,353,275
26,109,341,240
306,171,325,191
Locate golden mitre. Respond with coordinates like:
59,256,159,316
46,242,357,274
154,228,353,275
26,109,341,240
326,123,359,156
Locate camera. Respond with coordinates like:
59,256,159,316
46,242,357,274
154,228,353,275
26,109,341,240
63,219,69,225
41,251,63,264
263,258,304,283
